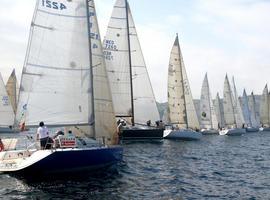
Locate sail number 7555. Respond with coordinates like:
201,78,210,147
41,0,67,10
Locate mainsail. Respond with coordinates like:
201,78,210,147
232,77,245,128
214,92,225,128
103,0,159,125
16,0,93,127
167,35,200,129
241,89,251,126
199,73,218,129
0,73,15,127
249,92,259,127
223,75,236,127
259,84,269,126
5,69,18,114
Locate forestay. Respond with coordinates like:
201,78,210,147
16,0,93,127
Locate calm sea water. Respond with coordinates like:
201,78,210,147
1,132,270,199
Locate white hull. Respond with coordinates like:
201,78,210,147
163,129,202,140
219,128,246,136
246,127,259,132
200,129,219,135
259,127,270,132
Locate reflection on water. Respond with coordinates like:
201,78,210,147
1,132,270,199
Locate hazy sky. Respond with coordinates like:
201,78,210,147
0,0,269,102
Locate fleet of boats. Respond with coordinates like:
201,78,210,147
0,0,269,177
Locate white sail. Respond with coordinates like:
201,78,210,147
5,69,18,114
223,75,235,127
259,84,269,126
167,35,199,129
89,0,118,143
241,89,251,126
232,77,245,128
249,92,259,127
214,92,225,128
16,0,93,127
0,73,15,127
199,73,218,129
103,0,159,124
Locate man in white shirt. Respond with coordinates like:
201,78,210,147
36,121,49,149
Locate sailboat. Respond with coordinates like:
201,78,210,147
163,35,202,140
199,73,219,134
0,73,15,133
259,84,270,131
0,0,122,175
219,75,246,136
241,89,259,132
214,92,225,129
249,91,260,131
103,0,163,140
5,69,18,114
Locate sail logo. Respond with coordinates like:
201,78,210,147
41,0,67,10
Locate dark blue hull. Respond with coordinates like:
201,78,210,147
120,128,164,140
14,147,123,176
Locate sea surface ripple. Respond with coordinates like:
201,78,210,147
1,132,270,199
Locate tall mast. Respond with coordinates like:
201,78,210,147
125,0,135,126
86,0,96,137
176,34,188,129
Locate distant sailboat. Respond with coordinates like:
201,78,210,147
259,84,270,131
0,73,15,133
219,75,246,136
103,0,163,140
163,35,202,140
0,0,122,175
199,73,219,134
214,92,225,129
249,91,260,129
242,89,259,132
5,69,18,114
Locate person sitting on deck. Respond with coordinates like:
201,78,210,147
53,130,64,148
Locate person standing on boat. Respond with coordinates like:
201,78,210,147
36,121,50,149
